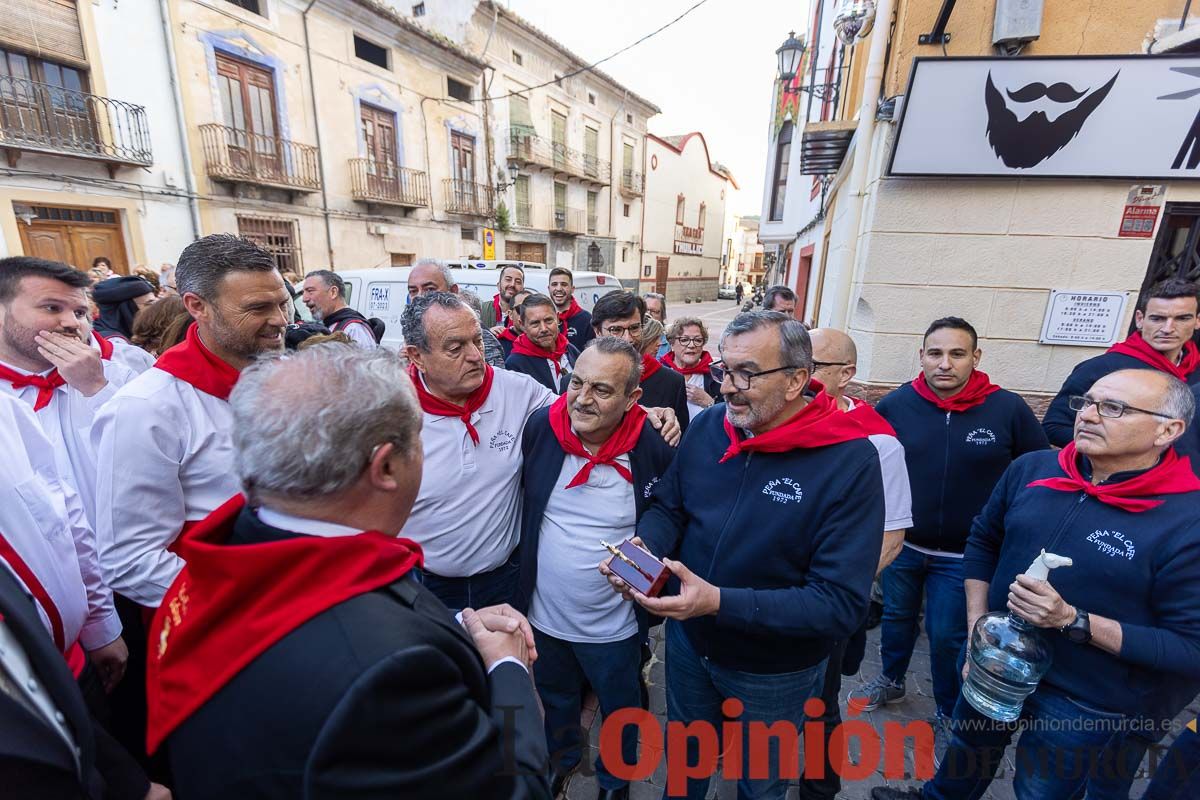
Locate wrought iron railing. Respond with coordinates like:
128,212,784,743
443,179,494,216
553,207,586,234
0,76,151,165
349,159,429,207
507,128,611,184
620,169,644,196
199,123,321,191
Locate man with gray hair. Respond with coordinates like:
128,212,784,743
407,257,459,298
301,269,377,348
603,310,885,800
147,345,550,800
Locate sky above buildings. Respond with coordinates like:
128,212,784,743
505,0,807,217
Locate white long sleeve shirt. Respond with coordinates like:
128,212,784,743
0,395,122,650
91,367,239,606
108,337,156,374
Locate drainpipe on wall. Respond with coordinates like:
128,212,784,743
826,0,893,329
157,0,202,241
609,91,628,277
302,0,336,269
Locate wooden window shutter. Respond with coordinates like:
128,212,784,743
0,0,88,70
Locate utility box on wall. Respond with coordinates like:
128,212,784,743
993,0,1044,46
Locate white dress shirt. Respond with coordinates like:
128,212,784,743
0,395,121,650
108,337,156,374
845,397,915,532
0,619,80,765
91,367,239,606
402,369,553,577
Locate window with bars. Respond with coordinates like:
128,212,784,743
30,205,115,224
237,216,301,275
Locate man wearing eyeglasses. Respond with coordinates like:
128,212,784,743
602,311,886,800
852,317,1048,764
1042,279,1200,447
872,368,1200,800
592,291,689,431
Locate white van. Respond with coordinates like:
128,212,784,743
335,264,621,350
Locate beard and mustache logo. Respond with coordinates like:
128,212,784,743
984,71,1119,168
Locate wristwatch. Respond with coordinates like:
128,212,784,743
1061,608,1091,644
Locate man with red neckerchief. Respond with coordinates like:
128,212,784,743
852,317,1048,763
504,293,579,394
874,368,1200,800
548,267,595,352
661,316,722,422
1043,279,1200,446
603,311,885,800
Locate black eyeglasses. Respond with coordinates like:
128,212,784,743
710,360,799,391
1068,395,1175,420
812,360,850,369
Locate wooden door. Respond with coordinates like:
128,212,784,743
18,218,128,274
451,131,475,183
505,241,545,263
360,103,398,194
655,256,669,295
22,226,71,263
551,111,567,168
215,54,280,175
622,142,634,182
584,127,598,176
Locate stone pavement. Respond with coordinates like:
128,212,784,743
562,622,1197,799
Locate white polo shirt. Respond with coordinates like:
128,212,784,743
402,368,553,577
845,397,914,532
91,367,239,606
0,394,121,650
529,452,638,643
339,319,379,349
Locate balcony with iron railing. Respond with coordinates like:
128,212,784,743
553,207,586,235
0,76,152,170
619,169,644,197
199,123,321,192
443,179,494,216
349,159,429,208
507,128,611,185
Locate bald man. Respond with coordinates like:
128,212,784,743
803,328,913,800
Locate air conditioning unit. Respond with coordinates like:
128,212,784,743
368,223,390,236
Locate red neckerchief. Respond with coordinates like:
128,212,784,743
557,297,583,324
407,363,494,445
719,380,871,463
1107,332,1200,382
1027,442,1200,512
0,331,114,411
660,350,713,377
0,530,67,651
845,398,897,436
911,370,1000,413
641,354,663,381
492,293,504,322
155,325,240,401
548,394,647,488
496,327,519,343
511,333,571,376
145,495,422,753
92,331,115,359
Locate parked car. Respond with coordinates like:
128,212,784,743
717,284,736,300
334,264,621,350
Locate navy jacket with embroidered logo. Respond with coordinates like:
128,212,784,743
636,404,885,674
515,406,676,621
561,308,595,353
1042,351,1200,447
504,344,580,395
964,450,1200,719
640,366,690,434
876,383,1048,554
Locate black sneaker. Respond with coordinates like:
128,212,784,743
848,673,906,711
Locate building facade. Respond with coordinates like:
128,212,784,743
641,131,735,301
759,0,1200,395
724,215,764,290
0,0,196,271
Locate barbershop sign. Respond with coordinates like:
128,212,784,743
890,55,1200,178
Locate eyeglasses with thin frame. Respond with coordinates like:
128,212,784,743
602,323,643,337
812,360,850,370
673,336,705,346
709,360,799,391
1068,395,1175,420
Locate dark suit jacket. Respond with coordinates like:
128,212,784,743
515,408,677,634
641,366,691,433
504,344,580,394
0,565,99,800
166,510,549,800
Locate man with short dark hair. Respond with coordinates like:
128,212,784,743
548,267,594,351
496,289,531,360
302,269,377,348
518,337,675,800
762,285,797,317
481,264,525,331
593,291,688,429
505,294,579,394
853,317,1048,761
873,369,1200,800
1043,279,1200,446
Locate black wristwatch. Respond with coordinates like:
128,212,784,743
1061,608,1091,644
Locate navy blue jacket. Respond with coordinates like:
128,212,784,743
964,450,1200,718
641,366,690,433
876,383,1048,553
515,407,677,624
1177,384,1200,476
1043,352,1200,447
504,343,580,394
561,309,594,353
636,403,885,674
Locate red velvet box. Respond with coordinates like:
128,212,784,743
603,538,670,598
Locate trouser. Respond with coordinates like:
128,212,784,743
880,546,967,718
794,638,849,800
923,683,1144,800
663,620,827,800
532,628,643,791
419,549,520,612
1143,728,1200,800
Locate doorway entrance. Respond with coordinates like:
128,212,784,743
655,256,670,295
16,204,129,273
505,240,546,263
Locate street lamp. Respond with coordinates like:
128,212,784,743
775,31,806,83
495,162,520,192
833,0,877,45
